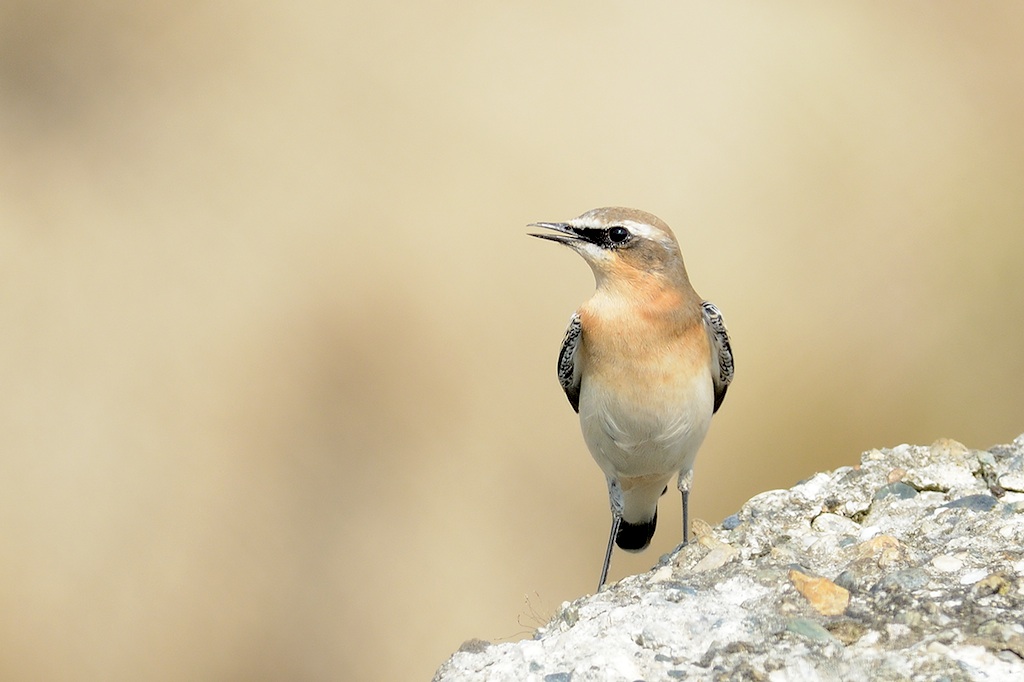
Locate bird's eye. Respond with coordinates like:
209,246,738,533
608,226,631,244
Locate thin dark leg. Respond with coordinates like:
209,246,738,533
677,469,694,545
598,513,621,591
681,488,689,544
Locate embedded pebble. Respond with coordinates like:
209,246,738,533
785,617,837,643
961,568,990,585
789,569,850,616
944,494,999,511
873,481,918,500
693,546,739,572
930,555,963,572
999,473,1024,492
872,568,929,592
810,512,860,535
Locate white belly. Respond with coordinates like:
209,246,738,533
578,370,714,482
578,370,714,524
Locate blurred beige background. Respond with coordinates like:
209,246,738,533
2,2,1022,679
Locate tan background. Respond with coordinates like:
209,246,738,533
2,2,1023,679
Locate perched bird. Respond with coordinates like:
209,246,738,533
530,207,734,590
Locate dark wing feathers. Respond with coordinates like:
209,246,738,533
557,312,582,413
701,301,734,413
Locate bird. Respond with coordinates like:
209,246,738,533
529,207,734,590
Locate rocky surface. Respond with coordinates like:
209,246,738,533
434,435,1024,681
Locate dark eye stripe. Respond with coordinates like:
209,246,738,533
577,227,605,243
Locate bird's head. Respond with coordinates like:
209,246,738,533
529,207,689,290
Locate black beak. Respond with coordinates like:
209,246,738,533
528,222,585,245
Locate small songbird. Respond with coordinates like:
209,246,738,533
530,207,734,590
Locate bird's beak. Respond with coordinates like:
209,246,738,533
528,222,584,245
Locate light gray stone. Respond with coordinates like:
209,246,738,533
434,436,1024,682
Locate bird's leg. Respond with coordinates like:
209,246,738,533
677,468,694,545
598,477,624,591
598,514,620,591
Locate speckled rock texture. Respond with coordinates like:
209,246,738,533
435,435,1024,681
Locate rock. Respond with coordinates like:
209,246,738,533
691,545,739,573
456,639,492,655
873,481,918,500
688,517,740,572
930,554,964,572
999,472,1024,492
788,568,850,616
433,436,1024,682
721,513,742,530
944,494,999,511
785,616,838,643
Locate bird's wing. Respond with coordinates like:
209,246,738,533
701,301,734,414
557,312,583,413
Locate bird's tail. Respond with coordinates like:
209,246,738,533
615,510,657,552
